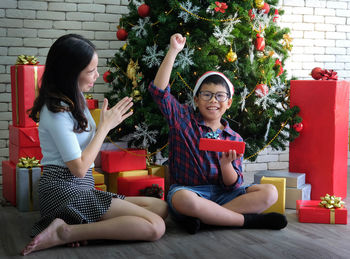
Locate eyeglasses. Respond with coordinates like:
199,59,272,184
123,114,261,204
198,91,229,102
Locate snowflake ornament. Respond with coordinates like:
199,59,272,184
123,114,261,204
213,25,234,46
239,87,249,111
179,0,200,23
131,0,143,7
254,87,278,110
250,8,270,33
141,44,164,68
174,47,194,70
132,17,150,37
121,122,158,149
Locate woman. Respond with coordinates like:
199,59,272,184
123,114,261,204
22,34,167,256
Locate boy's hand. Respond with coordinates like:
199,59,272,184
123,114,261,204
170,33,186,53
220,149,243,164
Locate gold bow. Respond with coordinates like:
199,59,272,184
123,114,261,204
319,194,345,209
17,157,41,168
84,94,93,99
16,55,39,65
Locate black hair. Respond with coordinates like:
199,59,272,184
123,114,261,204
195,74,231,99
28,34,96,133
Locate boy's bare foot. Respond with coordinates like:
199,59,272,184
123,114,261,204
21,218,69,256
67,240,88,247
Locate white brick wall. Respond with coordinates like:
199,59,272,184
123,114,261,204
0,1,350,185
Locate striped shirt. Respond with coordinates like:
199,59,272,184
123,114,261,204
149,83,244,190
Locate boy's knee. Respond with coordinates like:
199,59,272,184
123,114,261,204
171,189,200,214
263,184,278,205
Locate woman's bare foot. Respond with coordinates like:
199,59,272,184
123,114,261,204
21,218,70,256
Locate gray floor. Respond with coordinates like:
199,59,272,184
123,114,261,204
1,170,350,259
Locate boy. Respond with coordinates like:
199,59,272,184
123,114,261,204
149,33,287,234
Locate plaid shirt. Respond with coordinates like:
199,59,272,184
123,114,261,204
149,83,244,190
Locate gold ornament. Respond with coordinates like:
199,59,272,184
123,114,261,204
122,43,127,50
255,0,264,8
282,34,293,51
127,59,140,88
131,89,142,102
226,48,237,62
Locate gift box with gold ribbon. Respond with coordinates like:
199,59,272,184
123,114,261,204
2,160,17,206
297,195,347,224
10,55,44,127
16,157,41,212
147,164,165,178
85,94,98,109
107,169,148,194
9,124,40,147
9,142,42,165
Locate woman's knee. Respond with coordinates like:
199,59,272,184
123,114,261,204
147,216,166,241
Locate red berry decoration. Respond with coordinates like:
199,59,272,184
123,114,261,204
138,4,150,17
275,59,283,76
293,122,303,132
248,9,255,20
255,84,269,97
116,28,128,41
103,70,113,83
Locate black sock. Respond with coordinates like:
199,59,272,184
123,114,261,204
181,216,201,234
243,213,288,230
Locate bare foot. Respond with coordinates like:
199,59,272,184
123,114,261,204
21,218,69,256
67,240,88,247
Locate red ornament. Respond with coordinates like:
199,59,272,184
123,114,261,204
138,4,150,17
311,67,338,80
275,59,283,76
116,28,128,41
103,70,113,83
293,122,303,132
261,3,270,14
255,34,265,51
273,9,279,22
310,67,324,80
255,84,269,97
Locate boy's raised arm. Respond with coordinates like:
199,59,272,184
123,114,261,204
154,33,186,90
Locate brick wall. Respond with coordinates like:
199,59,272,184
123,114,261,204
0,1,350,186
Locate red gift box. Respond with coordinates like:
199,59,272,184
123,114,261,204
2,160,17,206
9,124,39,147
9,142,42,164
10,64,44,127
289,80,349,199
199,138,245,154
296,200,347,224
101,149,146,173
86,99,98,109
117,175,164,200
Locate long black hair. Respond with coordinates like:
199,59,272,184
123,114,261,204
28,34,96,133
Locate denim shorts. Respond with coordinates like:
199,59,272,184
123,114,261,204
167,183,252,221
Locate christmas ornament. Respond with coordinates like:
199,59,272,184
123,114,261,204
311,67,338,80
116,28,128,41
293,122,303,132
261,2,270,14
138,4,150,17
211,2,228,13
275,59,283,76
122,43,127,51
255,83,269,97
255,34,265,51
282,34,293,51
127,59,140,88
248,9,255,20
131,89,142,102
139,184,164,199
103,70,113,83
273,9,279,22
226,48,237,62
255,0,265,9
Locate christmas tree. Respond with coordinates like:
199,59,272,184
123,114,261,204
104,0,300,162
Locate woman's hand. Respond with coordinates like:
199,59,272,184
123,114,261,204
100,97,133,131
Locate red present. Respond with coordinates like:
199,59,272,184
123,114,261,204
2,160,17,206
199,138,245,154
9,142,42,164
101,149,146,173
296,200,347,224
9,124,39,147
10,64,44,127
289,80,349,199
117,175,165,200
86,99,98,109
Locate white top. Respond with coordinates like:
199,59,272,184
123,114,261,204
38,101,96,168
